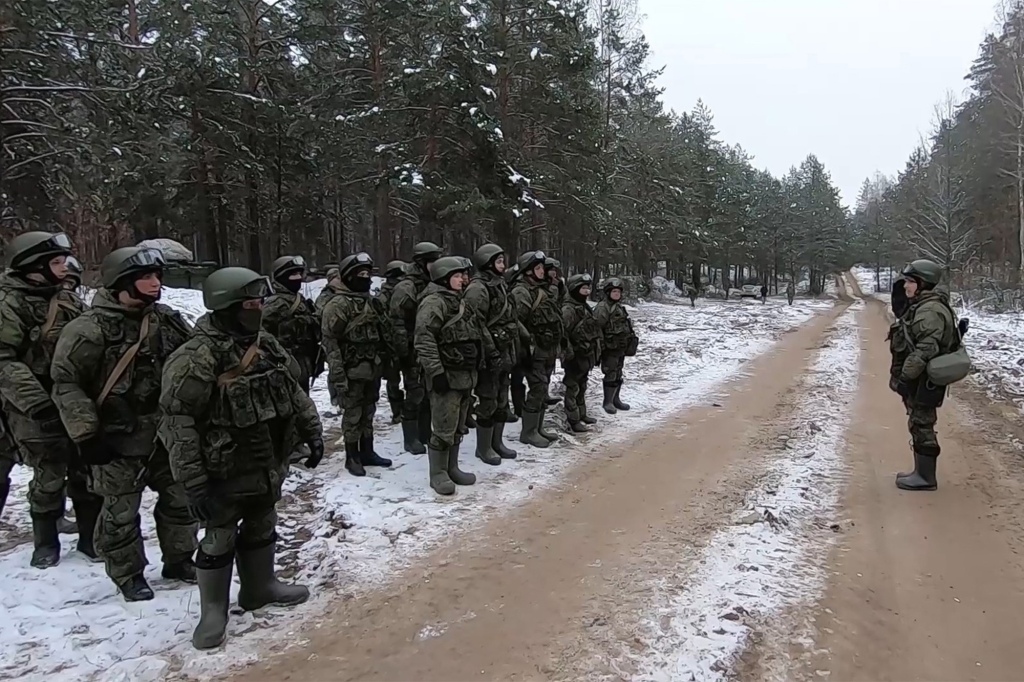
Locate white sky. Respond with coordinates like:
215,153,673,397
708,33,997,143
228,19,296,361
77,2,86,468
639,0,999,206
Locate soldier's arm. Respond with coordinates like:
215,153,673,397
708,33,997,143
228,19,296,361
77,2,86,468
901,307,947,381
593,300,611,331
0,300,52,415
320,299,348,391
561,304,577,358
266,334,323,441
161,307,195,353
260,295,288,339
50,317,104,443
413,300,445,379
464,283,498,354
159,345,215,487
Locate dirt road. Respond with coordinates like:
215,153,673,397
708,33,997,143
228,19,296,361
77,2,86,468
229,291,1024,682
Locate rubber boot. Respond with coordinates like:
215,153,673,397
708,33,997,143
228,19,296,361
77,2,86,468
428,446,456,495
344,441,366,477
474,424,501,465
545,395,561,406
492,421,518,459
580,401,598,425
613,382,631,411
288,443,310,464
465,410,478,429
418,403,433,449
0,477,9,520
569,420,589,433
162,557,198,584
236,540,310,611
389,400,403,425
537,405,558,442
192,553,234,650
896,453,938,491
504,411,519,424
447,442,476,486
119,574,155,602
359,434,392,468
401,420,426,455
602,383,618,415
519,411,551,448
57,514,78,535
72,496,102,563
30,512,61,569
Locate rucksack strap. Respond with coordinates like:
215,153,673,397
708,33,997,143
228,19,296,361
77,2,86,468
97,314,152,405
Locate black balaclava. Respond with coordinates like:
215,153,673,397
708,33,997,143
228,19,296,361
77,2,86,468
280,275,303,294
216,302,263,340
345,268,373,293
569,284,589,303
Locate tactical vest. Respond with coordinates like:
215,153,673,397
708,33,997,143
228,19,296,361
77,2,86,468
24,291,82,387
601,301,633,352
480,277,518,351
337,294,386,369
437,299,482,371
267,292,321,357
517,282,562,350
566,300,601,358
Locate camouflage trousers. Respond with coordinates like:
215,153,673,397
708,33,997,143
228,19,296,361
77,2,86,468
19,438,94,516
787,293,795,305
428,387,472,450
475,368,511,424
383,359,404,410
90,454,197,583
294,353,318,394
523,352,556,413
601,351,626,385
561,360,593,423
399,358,426,421
904,398,940,457
200,496,278,559
340,378,380,443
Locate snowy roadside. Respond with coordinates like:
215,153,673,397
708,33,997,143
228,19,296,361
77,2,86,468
618,302,863,681
0,287,832,682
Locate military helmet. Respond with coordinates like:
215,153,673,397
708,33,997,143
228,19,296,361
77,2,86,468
901,259,942,286
566,272,593,293
65,255,84,284
6,231,73,270
602,276,624,292
516,249,546,276
100,246,166,288
545,256,561,271
505,261,521,284
271,255,306,281
339,251,374,280
412,241,443,263
457,255,474,274
472,243,504,271
203,267,273,311
429,256,469,284
325,266,341,282
385,260,406,277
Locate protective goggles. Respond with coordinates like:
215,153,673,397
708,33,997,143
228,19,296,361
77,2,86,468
125,248,166,270
241,276,273,299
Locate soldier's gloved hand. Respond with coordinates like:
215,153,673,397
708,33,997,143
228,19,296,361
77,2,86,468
304,436,325,469
77,436,113,466
431,373,451,394
895,379,912,399
184,480,214,523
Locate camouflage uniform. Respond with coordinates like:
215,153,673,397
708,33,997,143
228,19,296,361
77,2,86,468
321,253,393,476
314,268,342,408
0,249,102,568
889,260,959,491
51,276,197,599
561,274,602,431
785,281,795,305
377,261,407,424
0,409,18,519
510,251,563,448
415,258,484,495
160,267,322,650
262,279,322,394
595,278,639,414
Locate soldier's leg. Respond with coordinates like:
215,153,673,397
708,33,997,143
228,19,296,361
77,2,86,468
510,365,526,419
193,502,243,650
447,390,476,485
236,503,308,611
612,352,631,410
0,449,15,520
385,363,404,424
360,378,391,467
601,352,619,414
147,453,199,583
341,380,366,476
400,361,426,454
897,402,939,491
491,370,517,459
427,388,460,495
22,436,71,568
473,371,501,464
578,369,597,424
519,356,552,448
562,365,585,430
537,355,559,441
91,458,151,599
66,450,102,558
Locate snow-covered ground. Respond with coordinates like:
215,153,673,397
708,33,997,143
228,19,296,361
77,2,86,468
0,286,832,682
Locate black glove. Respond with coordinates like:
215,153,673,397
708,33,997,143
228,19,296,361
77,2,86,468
78,436,113,466
895,379,912,399
431,373,451,394
304,436,325,469
184,480,214,523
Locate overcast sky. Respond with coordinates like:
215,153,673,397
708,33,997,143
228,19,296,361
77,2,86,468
639,0,998,207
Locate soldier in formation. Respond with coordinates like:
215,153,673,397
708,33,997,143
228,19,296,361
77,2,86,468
51,247,198,600
314,266,342,409
378,260,407,424
595,277,639,414
561,273,601,433
262,255,323,394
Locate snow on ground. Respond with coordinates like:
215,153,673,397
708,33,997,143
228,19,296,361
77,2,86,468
0,287,832,682
621,302,864,681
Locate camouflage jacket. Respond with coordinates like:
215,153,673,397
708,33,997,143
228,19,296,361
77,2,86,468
377,275,401,310
0,272,85,417
158,314,322,490
511,277,563,357
464,270,522,371
314,280,343,314
561,297,601,367
321,283,390,389
50,288,192,457
889,288,958,383
415,284,486,391
262,281,321,362
594,298,636,353
389,265,431,358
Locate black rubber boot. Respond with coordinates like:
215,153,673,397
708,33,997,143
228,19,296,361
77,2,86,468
613,382,631,411
418,403,433,448
401,419,426,455
56,514,78,535
0,477,9,520
30,512,61,569
447,443,476,486
359,434,392,468
192,552,234,650
162,557,198,584
236,540,310,611
504,411,519,423
896,453,938,491
519,411,551,448
344,441,366,477
511,382,526,418
602,383,618,415
72,496,102,563
474,424,501,465
465,410,478,429
537,405,558,442
119,574,155,602
569,420,589,433
491,421,518,459
580,401,598,425
428,446,456,495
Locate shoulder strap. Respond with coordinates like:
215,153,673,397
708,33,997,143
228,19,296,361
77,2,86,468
216,342,262,387
441,300,466,332
97,314,152,405
40,297,75,337
900,300,960,351
530,288,548,312
487,289,511,327
288,292,303,314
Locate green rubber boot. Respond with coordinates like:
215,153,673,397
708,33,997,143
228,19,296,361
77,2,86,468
602,383,618,415
191,552,233,650
491,421,518,459
537,405,558,442
474,424,501,465
519,411,551,448
236,540,310,611
447,442,477,486
428,446,456,495
896,453,938,491
401,420,426,455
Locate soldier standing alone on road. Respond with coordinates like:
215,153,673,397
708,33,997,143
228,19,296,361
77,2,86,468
262,256,323,395
786,281,795,305
415,257,484,495
50,247,198,601
321,253,394,477
0,231,103,568
561,273,601,433
595,277,639,415
159,266,323,650
378,260,407,425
